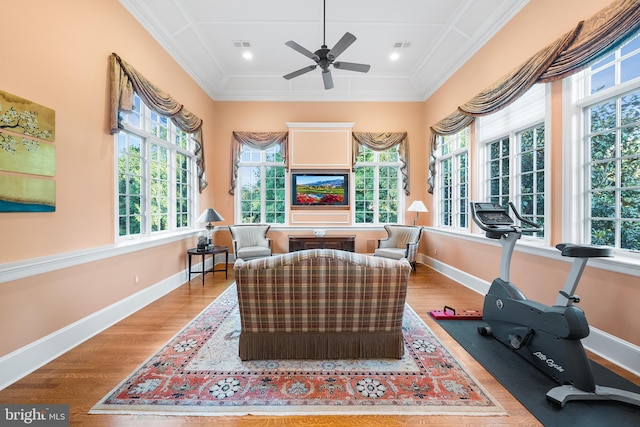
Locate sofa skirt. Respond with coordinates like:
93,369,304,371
238,331,405,360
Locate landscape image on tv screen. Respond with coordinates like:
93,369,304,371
292,173,348,206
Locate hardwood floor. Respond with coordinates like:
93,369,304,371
1,263,638,426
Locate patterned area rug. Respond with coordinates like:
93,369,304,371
91,284,505,416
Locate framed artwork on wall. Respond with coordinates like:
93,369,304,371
291,170,349,209
0,89,56,212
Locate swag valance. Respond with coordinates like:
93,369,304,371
109,53,207,192
229,131,289,195
428,0,640,193
353,132,410,195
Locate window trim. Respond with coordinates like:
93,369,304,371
565,67,640,258
474,84,551,246
434,128,470,232
353,145,405,225
234,144,287,225
114,101,199,242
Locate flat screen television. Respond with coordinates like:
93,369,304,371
291,171,349,207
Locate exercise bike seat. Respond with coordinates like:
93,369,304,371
556,243,613,258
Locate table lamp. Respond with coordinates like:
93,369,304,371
197,208,224,248
407,200,428,226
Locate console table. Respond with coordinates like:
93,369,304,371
288,235,355,252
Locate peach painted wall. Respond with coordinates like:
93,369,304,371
423,0,640,346
207,101,428,253
0,0,216,356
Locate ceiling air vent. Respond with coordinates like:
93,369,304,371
393,41,411,49
233,40,251,48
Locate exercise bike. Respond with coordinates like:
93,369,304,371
470,201,640,408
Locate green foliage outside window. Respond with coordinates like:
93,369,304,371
588,91,640,250
117,94,195,238
238,146,286,224
354,146,400,224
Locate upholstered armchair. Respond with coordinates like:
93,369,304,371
374,225,423,271
229,224,272,261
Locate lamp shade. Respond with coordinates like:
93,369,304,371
407,200,428,212
197,208,224,223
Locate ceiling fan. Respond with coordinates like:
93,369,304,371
282,0,371,90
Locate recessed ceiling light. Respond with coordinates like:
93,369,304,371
243,51,253,60
391,41,411,60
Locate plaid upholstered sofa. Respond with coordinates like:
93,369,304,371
234,248,412,360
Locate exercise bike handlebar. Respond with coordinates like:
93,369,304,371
507,202,543,233
470,201,543,237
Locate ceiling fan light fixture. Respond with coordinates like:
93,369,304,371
282,0,370,90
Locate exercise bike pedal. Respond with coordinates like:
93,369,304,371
477,325,492,336
508,329,535,350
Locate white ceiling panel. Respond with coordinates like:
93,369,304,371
119,0,529,101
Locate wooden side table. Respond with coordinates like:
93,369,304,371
187,246,228,285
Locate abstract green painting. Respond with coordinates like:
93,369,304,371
0,89,56,212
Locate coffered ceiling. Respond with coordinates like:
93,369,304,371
120,0,529,101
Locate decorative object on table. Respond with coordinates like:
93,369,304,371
196,234,208,252
197,208,224,249
90,283,504,417
407,200,428,226
313,228,326,237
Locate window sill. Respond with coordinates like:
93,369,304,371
425,227,640,278
116,229,198,249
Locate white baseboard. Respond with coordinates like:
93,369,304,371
0,266,195,390
420,255,640,377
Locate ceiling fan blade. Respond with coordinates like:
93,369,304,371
283,65,317,80
333,61,371,73
322,69,334,90
285,40,320,61
327,32,356,60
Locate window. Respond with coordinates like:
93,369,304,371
236,144,286,224
477,84,547,239
573,33,640,251
435,128,469,229
353,145,403,224
485,124,546,234
117,94,197,238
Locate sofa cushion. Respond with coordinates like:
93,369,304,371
236,246,271,260
374,247,406,260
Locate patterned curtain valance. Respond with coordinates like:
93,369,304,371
458,24,581,117
538,0,640,82
229,131,289,195
427,112,475,194
428,0,640,194
352,132,410,195
109,53,207,192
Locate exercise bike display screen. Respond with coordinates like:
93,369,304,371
473,203,514,226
